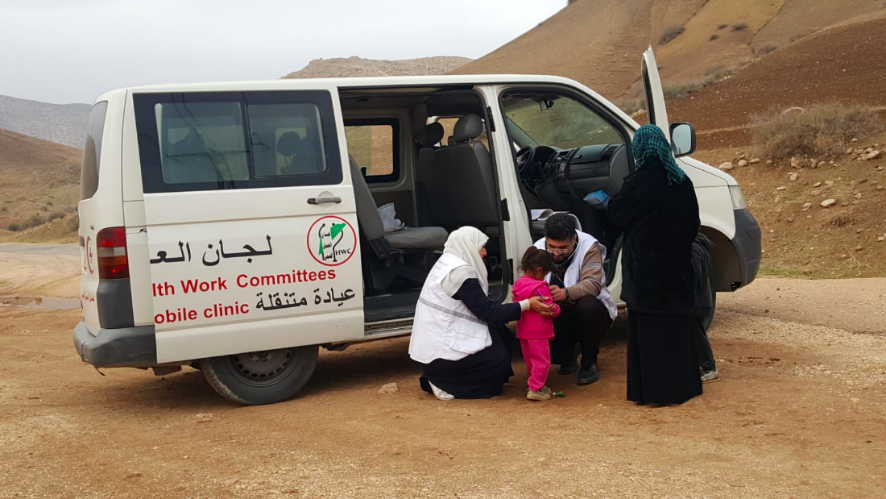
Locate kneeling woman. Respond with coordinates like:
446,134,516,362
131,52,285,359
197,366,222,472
409,227,552,400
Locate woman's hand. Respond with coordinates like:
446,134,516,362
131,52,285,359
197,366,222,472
528,296,555,318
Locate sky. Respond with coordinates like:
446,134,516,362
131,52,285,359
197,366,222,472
0,0,566,105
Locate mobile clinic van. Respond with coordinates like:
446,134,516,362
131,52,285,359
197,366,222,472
74,49,760,405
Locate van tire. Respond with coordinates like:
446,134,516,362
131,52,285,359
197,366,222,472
201,345,318,405
702,288,716,332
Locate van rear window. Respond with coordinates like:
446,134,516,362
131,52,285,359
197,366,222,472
80,102,108,200
133,91,341,193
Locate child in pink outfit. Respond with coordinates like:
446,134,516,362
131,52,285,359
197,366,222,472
512,247,561,401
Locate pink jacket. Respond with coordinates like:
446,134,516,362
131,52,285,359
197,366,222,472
512,275,561,340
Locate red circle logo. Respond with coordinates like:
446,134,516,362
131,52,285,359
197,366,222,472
307,216,357,267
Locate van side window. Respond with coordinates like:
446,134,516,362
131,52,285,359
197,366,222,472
80,102,108,200
344,120,398,183
134,91,342,193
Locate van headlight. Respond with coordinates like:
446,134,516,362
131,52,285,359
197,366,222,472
729,185,747,210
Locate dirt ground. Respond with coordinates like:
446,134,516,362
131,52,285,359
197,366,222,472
1,249,885,498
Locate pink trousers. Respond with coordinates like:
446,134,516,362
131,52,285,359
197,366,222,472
520,338,551,392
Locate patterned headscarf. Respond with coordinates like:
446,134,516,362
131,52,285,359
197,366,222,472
632,124,686,185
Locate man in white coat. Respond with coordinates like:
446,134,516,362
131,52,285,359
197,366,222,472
534,214,618,385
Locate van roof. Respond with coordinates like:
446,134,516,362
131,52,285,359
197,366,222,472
99,74,590,100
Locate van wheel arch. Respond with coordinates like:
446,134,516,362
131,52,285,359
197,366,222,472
700,227,743,292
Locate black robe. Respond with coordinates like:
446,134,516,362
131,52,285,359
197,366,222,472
419,278,520,399
608,160,703,404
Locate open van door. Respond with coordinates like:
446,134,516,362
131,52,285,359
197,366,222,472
642,47,697,157
641,47,670,138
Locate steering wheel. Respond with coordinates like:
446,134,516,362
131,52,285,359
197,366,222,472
515,145,537,175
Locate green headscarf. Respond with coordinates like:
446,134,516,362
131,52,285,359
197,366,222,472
632,124,686,185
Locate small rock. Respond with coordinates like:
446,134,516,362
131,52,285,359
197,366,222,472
790,157,800,168
825,180,835,186
789,173,798,181
846,148,854,154
841,254,848,259
766,159,773,165
863,150,882,160
856,228,864,234
776,186,787,191
859,178,868,184
811,189,822,196
813,182,822,188
749,158,760,164
378,382,400,395
718,162,734,171
821,199,836,208
855,245,864,252
855,193,863,199
851,138,859,142
786,216,794,223
877,237,885,242
801,202,812,212
810,159,818,168
738,159,749,167
851,397,860,403
841,201,850,206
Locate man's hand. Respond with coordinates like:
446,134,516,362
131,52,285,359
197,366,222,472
528,296,554,318
549,285,567,303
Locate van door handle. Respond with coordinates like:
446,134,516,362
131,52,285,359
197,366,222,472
307,196,342,205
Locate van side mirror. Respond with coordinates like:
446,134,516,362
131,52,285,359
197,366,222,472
669,122,696,157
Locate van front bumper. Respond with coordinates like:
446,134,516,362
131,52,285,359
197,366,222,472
732,208,761,288
73,320,157,368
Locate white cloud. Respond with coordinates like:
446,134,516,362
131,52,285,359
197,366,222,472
0,0,566,104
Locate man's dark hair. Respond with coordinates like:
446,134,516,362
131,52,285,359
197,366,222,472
520,246,556,274
544,213,577,241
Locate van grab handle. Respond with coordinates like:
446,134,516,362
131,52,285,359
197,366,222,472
307,196,342,205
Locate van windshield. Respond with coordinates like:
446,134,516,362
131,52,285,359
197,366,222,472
502,94,623,150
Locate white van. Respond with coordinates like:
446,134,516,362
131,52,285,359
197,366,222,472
74,49,760,405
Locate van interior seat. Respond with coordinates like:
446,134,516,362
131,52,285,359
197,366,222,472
414,122,445,225
429,114,499,229
349,155,447,251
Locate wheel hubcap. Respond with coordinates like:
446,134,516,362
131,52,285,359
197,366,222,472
228,348,296,386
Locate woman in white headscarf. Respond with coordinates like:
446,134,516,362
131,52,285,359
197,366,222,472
409,227,553,400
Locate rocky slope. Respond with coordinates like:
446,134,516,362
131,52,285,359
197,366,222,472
283,56,472,79
0,95,90,148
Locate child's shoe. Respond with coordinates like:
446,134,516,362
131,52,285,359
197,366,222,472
527,389,551,401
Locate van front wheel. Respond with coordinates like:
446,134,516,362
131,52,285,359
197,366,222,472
201,346,318,405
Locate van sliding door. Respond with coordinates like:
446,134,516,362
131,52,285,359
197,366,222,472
131,86,364,364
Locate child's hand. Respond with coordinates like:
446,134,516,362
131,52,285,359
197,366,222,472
528,296,554,317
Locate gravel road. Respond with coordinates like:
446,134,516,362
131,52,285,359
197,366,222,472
0,253,884,498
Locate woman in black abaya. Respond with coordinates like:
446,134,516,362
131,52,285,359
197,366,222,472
607,125,702,405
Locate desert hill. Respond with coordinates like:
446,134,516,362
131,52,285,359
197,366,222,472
284,56,472,79
452,0,886,100
0,129,80,240
0,95,90,148
668,15,886,149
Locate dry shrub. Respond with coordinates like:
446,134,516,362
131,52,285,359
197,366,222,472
751,103,884,160
829,214,854,227
732,22,748,32
662,66,734,100
709,34,719,41
756,44,777,56
615,98,645,115
659,26,685,45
